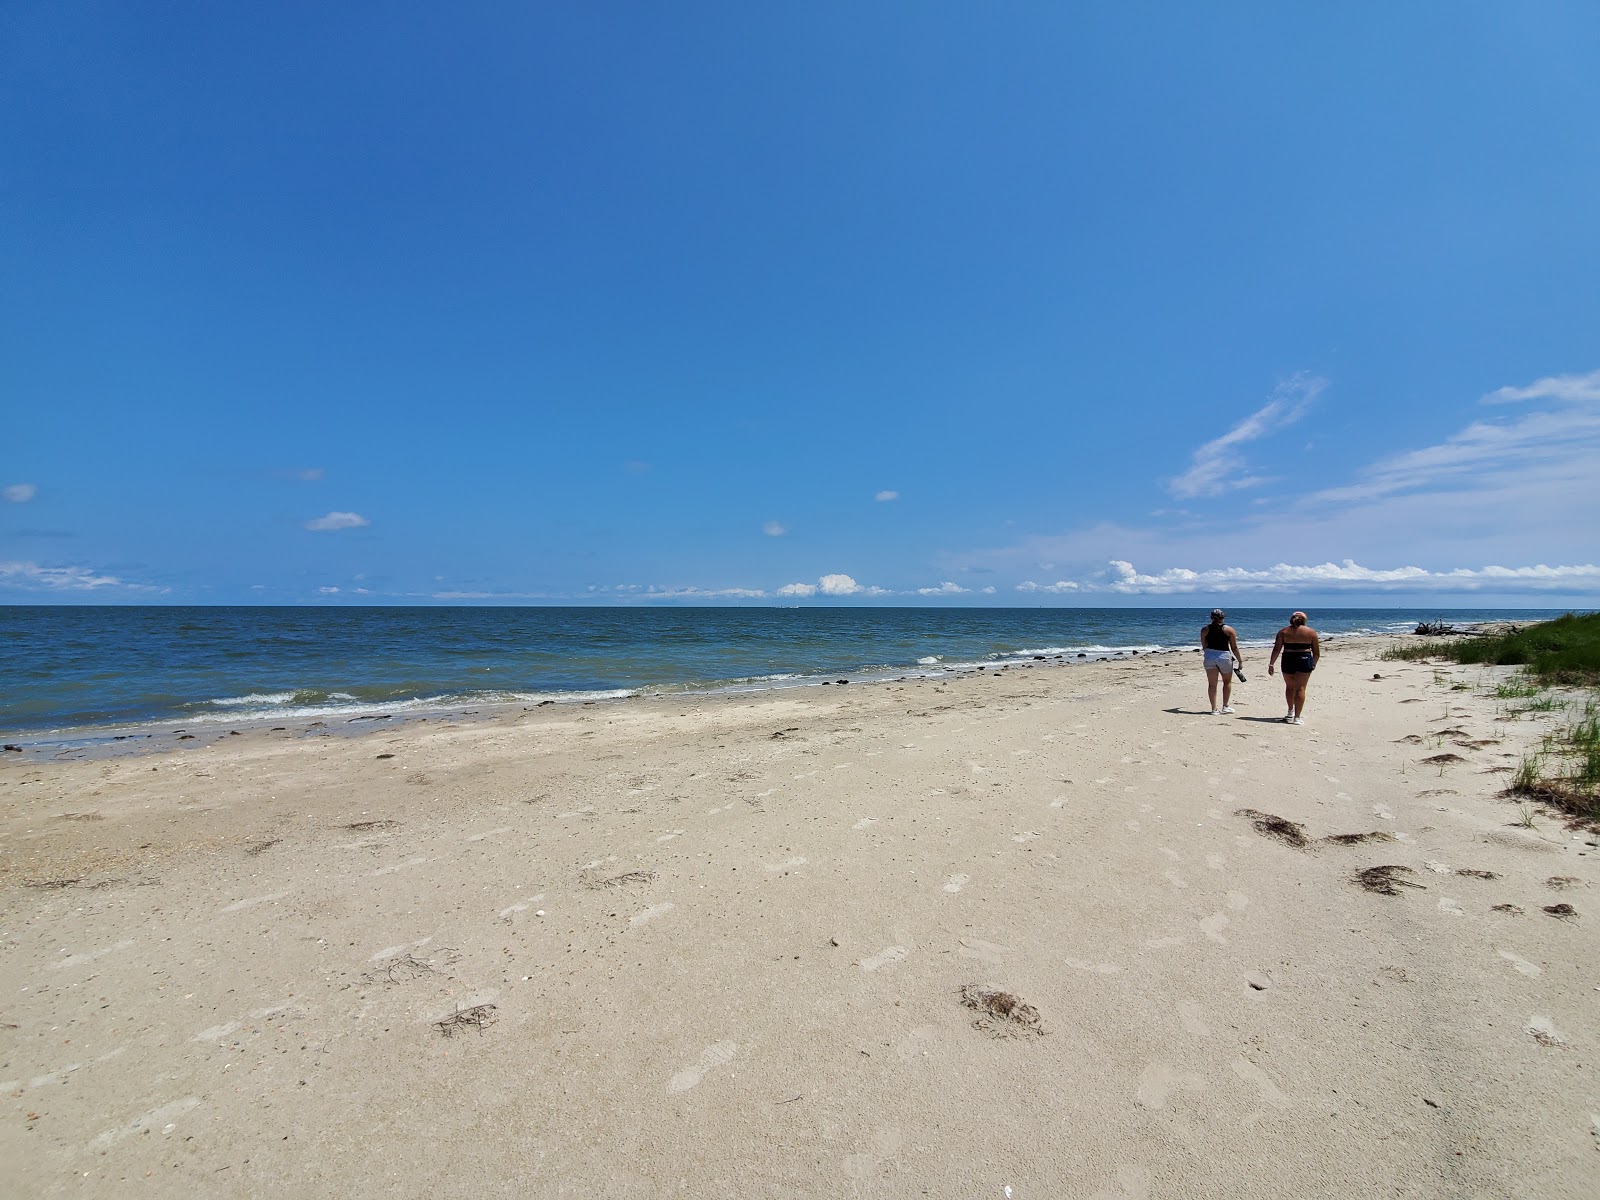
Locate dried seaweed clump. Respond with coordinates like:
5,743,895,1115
959,985,1045,1039
1542,903,1578,919
1491,903,1524,916
345,819,400,831
1321,831,1395,846
1353,865,1427,896
1454,868,1498,880
434,1003,497,1037
1420,754,1466,766
1235,808,1310,850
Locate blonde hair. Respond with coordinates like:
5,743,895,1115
1290,611,1307,627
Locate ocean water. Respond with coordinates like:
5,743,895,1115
0,605,1568,737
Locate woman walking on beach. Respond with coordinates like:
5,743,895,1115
1268,611,1320,724
1200,608,1242,715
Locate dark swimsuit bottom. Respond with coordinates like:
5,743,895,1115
1281,646,1315,674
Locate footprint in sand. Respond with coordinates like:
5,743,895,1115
965,760,987,775
1228,1062,1292,1126
1227,892,1249,911
1525,1015,1566,1045
1088,1166,1154,1200
896,1025,937,1061
943,874,970,893
764,856,807,872
465,826,512,842
1049,796,1070,809
666,1041,738,1094
630,903,674,926
1013,831,1039,844
957,937,1007,963
852,817,878,830
656,830,686,843
88,1097,202,1153
1233,1058,1291,1124
1199,914,1230,944
840,1129,906,1182
1164,872,1189,890
1064,957,1121,974
1136,1062,1205,1110
220,891,290,913
1498,949,1541,977
1178,1000,1211,1037
1437,898,1467,916
1372,804,1394,821
860,945,909,972
499,894,545,921
1159,847,1182,862
373,857,427,876
1206,854,1227,871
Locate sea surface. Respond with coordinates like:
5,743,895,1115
0,605,1570,739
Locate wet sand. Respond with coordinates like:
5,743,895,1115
3,638,1597,1198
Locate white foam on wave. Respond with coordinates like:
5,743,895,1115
917,656,941,665
204,692,298,708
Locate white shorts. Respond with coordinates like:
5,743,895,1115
1203,649,1234,673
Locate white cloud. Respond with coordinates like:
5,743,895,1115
4,483,37,503
1025,558,1600,595
1483,369,1600,405
318,586,341,594
819,573,860,595
1017,579,1083,593
777,582,817,596
915,581,968,595
1,560,123,590
875,490,899,502
762,520,787,537
1169,373,1326,499
304,511,370,531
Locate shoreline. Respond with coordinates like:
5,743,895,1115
3,629,1410,761
4,632,1597,1196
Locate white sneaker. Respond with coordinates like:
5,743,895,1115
1210,709,1222,715
1291,716,1305,725
1220,706,1235,714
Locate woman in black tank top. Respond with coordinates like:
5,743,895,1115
1200,609,1242,715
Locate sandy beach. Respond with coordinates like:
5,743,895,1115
3,638,1596,1198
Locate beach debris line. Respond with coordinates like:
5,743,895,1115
345,819,400,831
245,837,282,856
1320,831,1395,846
958,984,1046,1039
434,1002,497,1037
582,868,658,890
1352,865,1427,896
1235,808,1310,850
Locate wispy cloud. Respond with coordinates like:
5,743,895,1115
1482,369,1600,405
762,520,787,537
1016,558,1600,595
1169,374,1326,499
875,490,899,502
915,581,968,595
296,467,325,481
304,511,370,531
0,560,167,593
4,483,38,503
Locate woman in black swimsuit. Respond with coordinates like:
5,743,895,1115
1267,611,1320,725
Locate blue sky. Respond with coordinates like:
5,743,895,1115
4,2,1598,606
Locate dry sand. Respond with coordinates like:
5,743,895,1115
3,639,1597,1198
